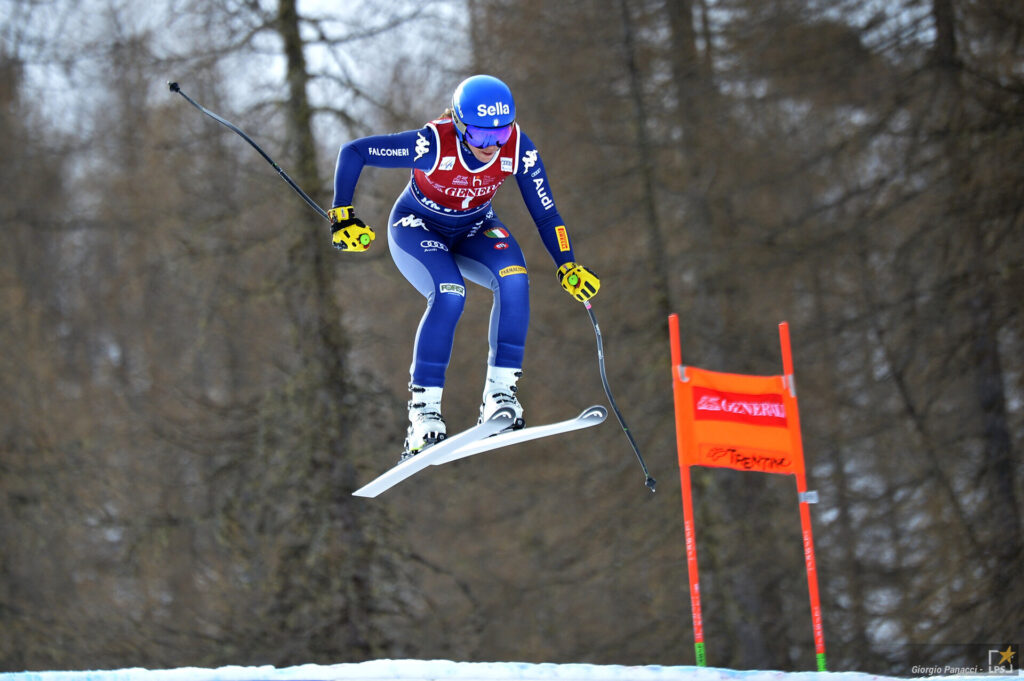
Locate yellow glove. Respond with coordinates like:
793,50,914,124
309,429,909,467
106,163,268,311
329,205,375,252
556,262,600,302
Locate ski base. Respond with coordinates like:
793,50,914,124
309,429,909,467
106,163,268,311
352,408,514,498
352,405,607,498
432,405,607,465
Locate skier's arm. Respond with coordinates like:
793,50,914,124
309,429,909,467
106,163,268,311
329,127,437,252
515,133,575,267
516,133,600,301
332,127,438,208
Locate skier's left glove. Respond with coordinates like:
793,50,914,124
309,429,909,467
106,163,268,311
329,205,375,252
556,262,600,302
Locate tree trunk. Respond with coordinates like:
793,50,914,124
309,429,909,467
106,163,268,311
931,0,1022,636
274,0,393,657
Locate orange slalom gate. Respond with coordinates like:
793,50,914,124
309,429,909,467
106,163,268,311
668,314,826,671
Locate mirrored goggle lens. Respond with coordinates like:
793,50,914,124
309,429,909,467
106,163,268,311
464,123,513,148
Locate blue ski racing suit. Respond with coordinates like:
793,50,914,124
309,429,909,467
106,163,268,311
332,116,578,388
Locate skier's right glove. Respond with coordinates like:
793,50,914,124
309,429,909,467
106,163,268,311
556,261,600,302
329,205,375,252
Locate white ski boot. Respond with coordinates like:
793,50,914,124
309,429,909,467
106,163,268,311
402,384,446,461
478,366,525,431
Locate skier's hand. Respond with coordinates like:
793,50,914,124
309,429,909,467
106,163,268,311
556,262,600,302
329,205,375,252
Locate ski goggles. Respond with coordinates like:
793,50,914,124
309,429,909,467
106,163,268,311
463,123,514,148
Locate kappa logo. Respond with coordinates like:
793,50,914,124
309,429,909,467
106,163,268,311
421,240,448,252
521,149,538,173
439,156,456,171
393,214,427,229
439,283,465,296
414,132,430,161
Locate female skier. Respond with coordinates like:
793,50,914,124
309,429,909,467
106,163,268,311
328,74,600,460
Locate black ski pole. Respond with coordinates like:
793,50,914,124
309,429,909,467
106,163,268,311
168,81,329,222
584,300,656,493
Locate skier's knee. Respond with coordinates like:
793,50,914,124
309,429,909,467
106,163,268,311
432,284,467,319
496,274,529,306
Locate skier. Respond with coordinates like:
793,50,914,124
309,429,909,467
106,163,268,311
328,74,600,460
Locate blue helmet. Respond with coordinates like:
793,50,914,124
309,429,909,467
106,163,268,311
451,75,516,144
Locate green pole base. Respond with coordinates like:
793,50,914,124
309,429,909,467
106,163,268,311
816,653,827,671
695,642,707,667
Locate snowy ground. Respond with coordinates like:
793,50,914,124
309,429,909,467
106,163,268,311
0,659,1006,681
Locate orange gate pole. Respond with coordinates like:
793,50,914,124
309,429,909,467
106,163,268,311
779,322,827,671
669,314,707,666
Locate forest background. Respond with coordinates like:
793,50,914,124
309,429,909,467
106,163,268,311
2,0,1021,675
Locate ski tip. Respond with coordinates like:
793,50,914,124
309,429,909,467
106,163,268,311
352,481,384,498
581,405,608,421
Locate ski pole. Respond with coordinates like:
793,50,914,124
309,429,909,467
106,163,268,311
168,81,329,222
584,300,656,493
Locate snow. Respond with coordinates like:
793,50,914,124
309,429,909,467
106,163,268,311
0,659,1001,681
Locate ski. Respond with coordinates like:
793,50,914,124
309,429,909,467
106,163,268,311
431,405,607,465
352,407,515,498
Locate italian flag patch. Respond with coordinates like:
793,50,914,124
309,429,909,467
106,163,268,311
484,227,510,239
